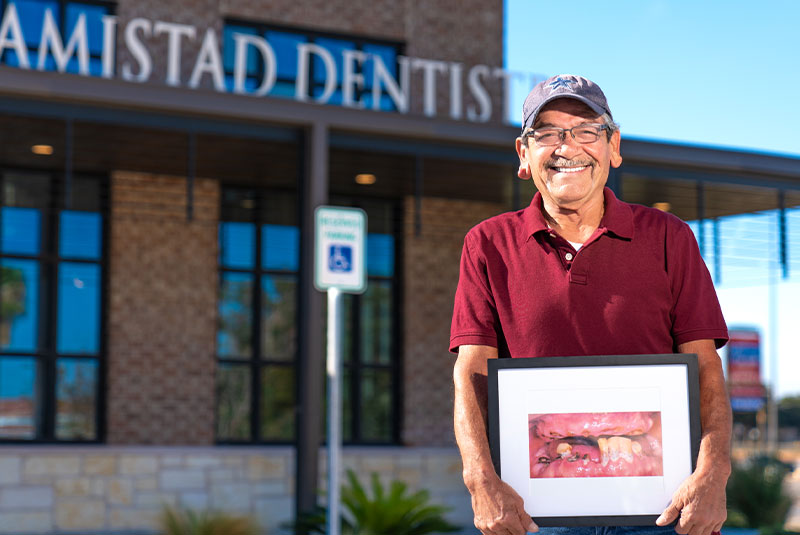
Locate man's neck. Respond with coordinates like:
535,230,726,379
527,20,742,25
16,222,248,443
541,196,605,244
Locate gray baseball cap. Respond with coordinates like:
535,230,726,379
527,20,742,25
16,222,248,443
522,74,612,132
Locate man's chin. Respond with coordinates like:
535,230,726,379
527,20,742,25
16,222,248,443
536,178,605,208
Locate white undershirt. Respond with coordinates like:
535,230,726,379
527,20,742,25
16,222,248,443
545,223,584,251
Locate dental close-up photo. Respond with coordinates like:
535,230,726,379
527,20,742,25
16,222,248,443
528,411,664,478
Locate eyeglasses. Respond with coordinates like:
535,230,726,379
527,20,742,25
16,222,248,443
524,123,610,146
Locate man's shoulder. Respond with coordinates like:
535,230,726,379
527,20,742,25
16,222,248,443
625,200,693,235
465,208,528,245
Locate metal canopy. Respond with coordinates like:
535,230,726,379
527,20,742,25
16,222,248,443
1,66,799,183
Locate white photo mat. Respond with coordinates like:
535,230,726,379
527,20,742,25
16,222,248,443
489,355,699,526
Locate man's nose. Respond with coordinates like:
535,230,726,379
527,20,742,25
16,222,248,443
553,133,582,157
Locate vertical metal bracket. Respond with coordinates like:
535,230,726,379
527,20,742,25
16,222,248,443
779,190,787,279
65,119,74,210
186,132,196,222
414,156,423,237
697,181,706,258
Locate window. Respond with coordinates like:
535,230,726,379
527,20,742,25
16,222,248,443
216,189,401,444
216,188,299,442
0,0,115,77
336,198,400,444
222,21,403,111
0,171,105,441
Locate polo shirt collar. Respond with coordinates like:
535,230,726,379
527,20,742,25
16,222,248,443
523,187,634,240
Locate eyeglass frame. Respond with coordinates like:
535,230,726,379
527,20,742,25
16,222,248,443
521,123,613,147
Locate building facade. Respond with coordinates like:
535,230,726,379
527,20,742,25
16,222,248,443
0,0,798,533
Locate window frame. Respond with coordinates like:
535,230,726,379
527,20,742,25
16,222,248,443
0,167,108,444
216,186,300,445
334,197,403,445
216,189,403,445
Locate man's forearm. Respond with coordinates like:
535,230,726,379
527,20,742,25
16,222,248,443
679,339,732,479
453,345,499,489
657,339,730,534
453,345,536,534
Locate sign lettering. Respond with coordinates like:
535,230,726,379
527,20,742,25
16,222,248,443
0,2,546,124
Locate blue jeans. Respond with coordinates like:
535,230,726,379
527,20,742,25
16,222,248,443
537,526,677,535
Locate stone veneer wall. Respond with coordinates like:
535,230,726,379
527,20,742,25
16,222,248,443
108,171,219,444
402,196,509,447
0,447,473,535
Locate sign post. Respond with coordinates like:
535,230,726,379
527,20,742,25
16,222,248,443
314,206,367,535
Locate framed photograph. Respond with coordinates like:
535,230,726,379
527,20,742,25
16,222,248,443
487,354,700,527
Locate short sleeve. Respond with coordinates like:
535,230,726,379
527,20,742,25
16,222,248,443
667,221,728,348
449,232,500,353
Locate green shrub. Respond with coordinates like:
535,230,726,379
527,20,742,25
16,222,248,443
290,469,460,535
726,455,793,530
160,506,260,535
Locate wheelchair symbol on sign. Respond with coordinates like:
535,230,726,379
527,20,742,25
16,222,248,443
328,245,352,273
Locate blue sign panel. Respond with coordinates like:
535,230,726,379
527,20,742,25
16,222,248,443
731,397,765,412
328,245,352,273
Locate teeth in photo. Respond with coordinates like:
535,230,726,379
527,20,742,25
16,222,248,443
556,442,572,458
632,441,643,456
608,436,634,463
598,437,609,466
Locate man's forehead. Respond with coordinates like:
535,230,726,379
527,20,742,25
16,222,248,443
534,98,601,125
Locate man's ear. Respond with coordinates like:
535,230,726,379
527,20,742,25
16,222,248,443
609,130,623,168
516,137,532,180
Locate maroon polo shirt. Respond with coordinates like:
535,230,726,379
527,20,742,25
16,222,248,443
450,188,727,357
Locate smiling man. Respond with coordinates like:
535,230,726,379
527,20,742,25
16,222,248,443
450,75,731,535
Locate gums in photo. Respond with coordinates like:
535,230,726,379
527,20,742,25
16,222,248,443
528,411,663,478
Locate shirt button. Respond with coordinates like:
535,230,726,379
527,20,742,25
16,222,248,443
565,252,574,261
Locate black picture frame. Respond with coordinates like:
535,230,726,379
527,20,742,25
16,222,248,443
487,354,701,527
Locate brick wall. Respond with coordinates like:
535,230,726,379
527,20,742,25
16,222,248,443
402,196,508,447
108,171,219,445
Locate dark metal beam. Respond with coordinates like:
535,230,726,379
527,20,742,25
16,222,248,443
713,218,721,284
2,67,798,182
620,163,800,193
697,182,706,257
296,121,328,524
0,67,515,149
330,131,515,165
65,118,73,209
779,191,787,279
414,157,423,237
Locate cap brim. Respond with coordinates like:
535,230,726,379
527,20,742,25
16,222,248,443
524,94,608,130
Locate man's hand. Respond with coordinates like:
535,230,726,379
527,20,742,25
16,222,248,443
468,474,537,535
656,465,727,535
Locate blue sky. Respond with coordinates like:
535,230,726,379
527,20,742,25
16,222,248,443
504,0,800,158
505,1,800,399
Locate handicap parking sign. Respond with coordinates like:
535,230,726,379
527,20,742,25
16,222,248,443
314,207,366,293
329,245,352,273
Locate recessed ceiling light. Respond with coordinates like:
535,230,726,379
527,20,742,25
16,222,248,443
355,173,376,185
31,144,54,156
652,202,671,212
